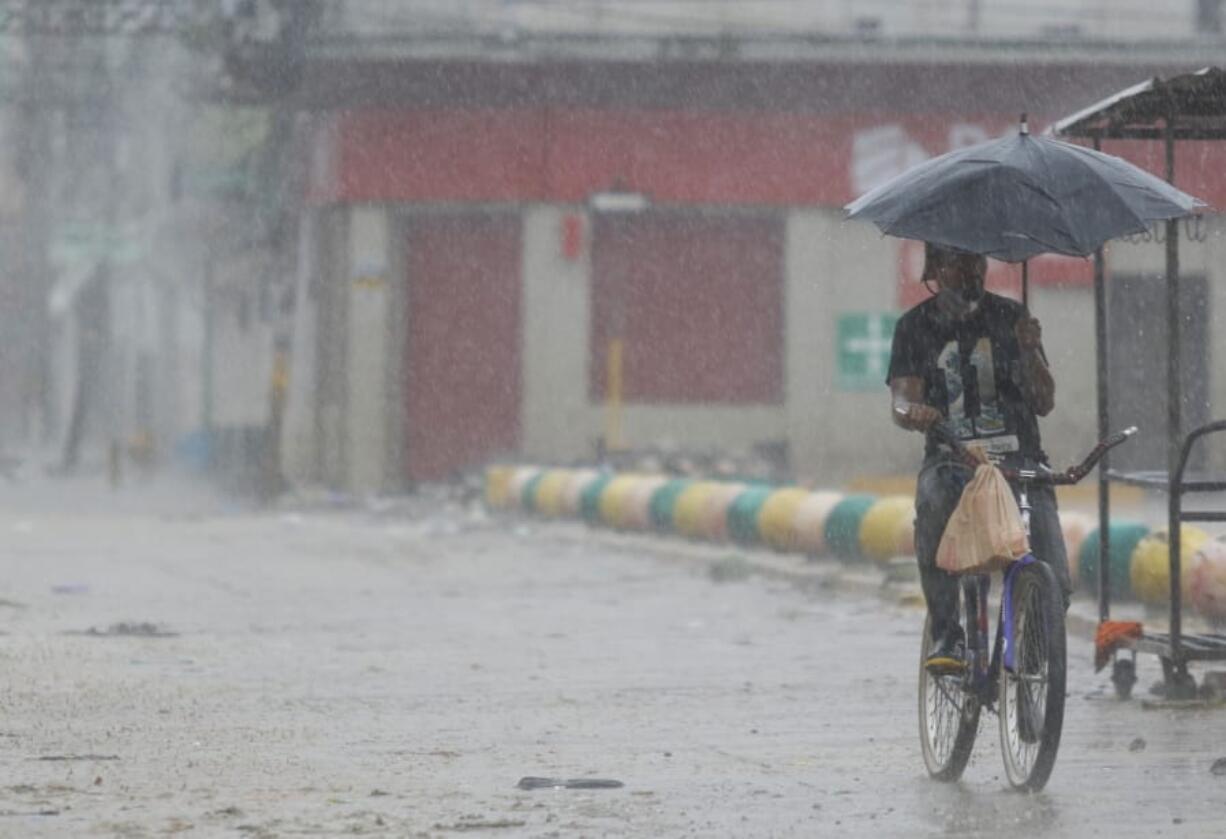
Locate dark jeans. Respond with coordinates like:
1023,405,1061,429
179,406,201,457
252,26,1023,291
914,455,1072,644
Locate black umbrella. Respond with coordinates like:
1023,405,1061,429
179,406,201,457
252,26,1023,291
845,117,1204,302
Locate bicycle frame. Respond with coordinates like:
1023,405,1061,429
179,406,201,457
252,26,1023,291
919,421,1136,788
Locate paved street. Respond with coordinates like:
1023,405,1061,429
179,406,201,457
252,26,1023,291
1,475,1224,837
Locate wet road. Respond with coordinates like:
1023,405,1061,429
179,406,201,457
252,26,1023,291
1,478,1224,837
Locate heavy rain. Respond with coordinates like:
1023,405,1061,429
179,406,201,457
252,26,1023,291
1,1,1226,836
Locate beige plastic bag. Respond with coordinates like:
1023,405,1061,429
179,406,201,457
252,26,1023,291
936,463,1030,575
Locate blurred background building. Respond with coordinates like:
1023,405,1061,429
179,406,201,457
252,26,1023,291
2,1,1226,496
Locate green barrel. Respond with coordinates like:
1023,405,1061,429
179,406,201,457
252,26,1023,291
521,472,546,513
726,486,774,545
1079,522,1150,599
649,479,692,531
580,473,615,524
823,494,878,561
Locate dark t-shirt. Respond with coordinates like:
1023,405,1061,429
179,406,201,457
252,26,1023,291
887,292,1045,462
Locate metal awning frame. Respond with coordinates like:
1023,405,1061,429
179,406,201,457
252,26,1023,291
1052,67,1226,688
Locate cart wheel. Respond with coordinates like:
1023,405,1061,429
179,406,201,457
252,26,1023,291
1112,658,1136,700
1160,657,1199,701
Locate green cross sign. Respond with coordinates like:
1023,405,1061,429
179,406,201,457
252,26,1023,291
836,313,899,390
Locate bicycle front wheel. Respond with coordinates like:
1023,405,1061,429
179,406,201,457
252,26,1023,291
918,611,979,781
998,560,1067,792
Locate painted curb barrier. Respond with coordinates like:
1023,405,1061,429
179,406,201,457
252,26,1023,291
485,465,515,510
1190,536,1226,622
561,469,603,517
824,494,879,561
509,466,543,511
485,466,1213,605
650,479,693,531
1130,526,1209,607
727,486,775,545
1078,522,1150,599
673,482,724,538
858,495,915,563
757,487,810,551
580,473,615,523
597,474,647,529
520,471,546,512
697,482,748,542
1059,511,1095,586
793,491,844,555
533,469,572,517
621,476,670,531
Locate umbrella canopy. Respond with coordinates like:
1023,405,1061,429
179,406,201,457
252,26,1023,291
844,125,1204,263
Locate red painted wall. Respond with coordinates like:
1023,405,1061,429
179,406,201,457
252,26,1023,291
404,214,522,481
589,213,784,404
309,106,1226,211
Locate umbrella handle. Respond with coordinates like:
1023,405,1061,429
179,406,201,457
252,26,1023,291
1020,259,1049,364
1022,259,1029,310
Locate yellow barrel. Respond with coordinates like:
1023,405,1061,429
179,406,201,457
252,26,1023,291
508,466,542,510
758,488,811,552
696,482,748,542
484,465,515,510
1059,512,1095,586
673,481,723,538
597,474,646,528
1130,526,1210,606
859,496,916,563
533,469,573,517
793,491,843,555
1190,536,1226,622
619,475,669,530
560,469,602,517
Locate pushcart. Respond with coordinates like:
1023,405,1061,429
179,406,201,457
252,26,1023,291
1053,67,1226,700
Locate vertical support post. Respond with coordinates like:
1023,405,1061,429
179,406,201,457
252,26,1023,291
1021,259,1029,310
605,337,624,452
1092,135,1112,622
202,256,215,461
1163,118,1185,673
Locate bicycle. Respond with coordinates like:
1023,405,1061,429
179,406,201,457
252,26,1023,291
917,425,1137,791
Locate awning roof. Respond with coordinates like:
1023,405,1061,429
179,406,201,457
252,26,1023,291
1050,66,1226,141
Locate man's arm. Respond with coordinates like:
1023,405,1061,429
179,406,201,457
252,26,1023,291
1016,316,1055,416
890,376,943,431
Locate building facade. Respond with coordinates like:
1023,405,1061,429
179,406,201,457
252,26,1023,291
280,46,1226,493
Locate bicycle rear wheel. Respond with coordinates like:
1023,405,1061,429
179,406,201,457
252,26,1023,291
918,609,979,781
998,560,1066,791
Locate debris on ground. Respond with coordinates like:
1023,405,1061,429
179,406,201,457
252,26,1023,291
516,777,624,790
1129,737,1147,752
708,555,752,583
31,754,119,762
433,817,527,831
67,622,178,638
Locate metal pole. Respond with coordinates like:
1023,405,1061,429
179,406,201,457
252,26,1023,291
1163,118,1185,674
1092,135,1112,621
1021,259,1029,310
605,337,624,452
202,255,215,467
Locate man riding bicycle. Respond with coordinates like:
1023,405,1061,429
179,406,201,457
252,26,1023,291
887,242,1072,674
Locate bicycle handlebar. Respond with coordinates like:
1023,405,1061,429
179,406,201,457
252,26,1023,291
923,422,1138,486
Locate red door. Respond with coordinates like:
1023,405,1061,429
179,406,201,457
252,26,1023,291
405,214,522,482
590,212,784,404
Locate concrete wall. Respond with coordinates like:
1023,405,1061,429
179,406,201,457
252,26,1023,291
343,205,395,495
786,209,919,483
281,210,322,485
521,206,591,463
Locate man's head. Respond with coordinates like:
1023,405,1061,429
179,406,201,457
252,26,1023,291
923,242,987,317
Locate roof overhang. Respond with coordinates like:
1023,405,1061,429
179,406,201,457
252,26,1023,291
1050,66,1226,141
